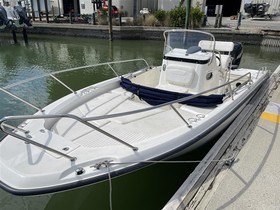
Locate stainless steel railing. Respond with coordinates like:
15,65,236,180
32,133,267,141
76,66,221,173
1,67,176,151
0,58,150,112
0,114,139,161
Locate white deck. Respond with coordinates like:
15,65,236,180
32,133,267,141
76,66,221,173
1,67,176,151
51,87,198,148
47,67,263,156
0,65,267,193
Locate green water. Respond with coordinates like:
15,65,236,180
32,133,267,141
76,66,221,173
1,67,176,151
0,35,279,210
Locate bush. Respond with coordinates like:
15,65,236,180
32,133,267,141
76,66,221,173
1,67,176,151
81,14,92,23
153,9,167,25
133,16,144,26
97,16,107,25
119,10,128,17
143,15,158,26
125,18,133,26
190,6,204,28
169,6,204,28
169,6,186,27
163,13,171,27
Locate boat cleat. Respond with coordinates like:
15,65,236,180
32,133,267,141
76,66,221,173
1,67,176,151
92,160,114,170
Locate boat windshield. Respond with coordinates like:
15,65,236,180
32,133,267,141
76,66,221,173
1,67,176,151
163,30,215,55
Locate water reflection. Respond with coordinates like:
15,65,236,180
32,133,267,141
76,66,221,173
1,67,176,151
0,35,163,129
241,44,280,71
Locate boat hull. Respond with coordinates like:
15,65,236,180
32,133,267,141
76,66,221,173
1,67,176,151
0,71,268,195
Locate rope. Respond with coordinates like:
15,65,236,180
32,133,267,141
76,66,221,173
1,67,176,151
103,154,235,210
105,161,113,210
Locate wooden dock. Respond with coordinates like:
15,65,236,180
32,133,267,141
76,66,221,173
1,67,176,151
163,65,280,210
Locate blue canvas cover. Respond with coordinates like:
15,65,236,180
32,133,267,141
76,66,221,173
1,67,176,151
120,77,224,107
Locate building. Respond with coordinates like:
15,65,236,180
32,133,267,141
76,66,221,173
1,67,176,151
79,0,159,16
63,0,275,17
1,0,279,19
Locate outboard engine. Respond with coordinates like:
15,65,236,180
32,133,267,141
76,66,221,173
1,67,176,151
14,5,32,27
230,42,243,69
0,6,12,28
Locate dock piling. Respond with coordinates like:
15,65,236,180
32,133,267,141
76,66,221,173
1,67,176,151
23,27,28,44
12,29,17,44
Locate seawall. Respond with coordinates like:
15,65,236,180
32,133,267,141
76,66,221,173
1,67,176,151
2,23,280,46
27,23,280,47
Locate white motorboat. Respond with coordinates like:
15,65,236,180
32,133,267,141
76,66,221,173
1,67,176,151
0,30,272,195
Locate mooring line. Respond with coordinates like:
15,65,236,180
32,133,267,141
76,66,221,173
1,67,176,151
105,161,113,210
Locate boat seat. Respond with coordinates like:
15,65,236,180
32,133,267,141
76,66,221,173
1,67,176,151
217,54,232,70
198,40,234,53
199,40,234,70
157,64,195,93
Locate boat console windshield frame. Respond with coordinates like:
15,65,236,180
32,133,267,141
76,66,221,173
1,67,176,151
163,29,216,55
